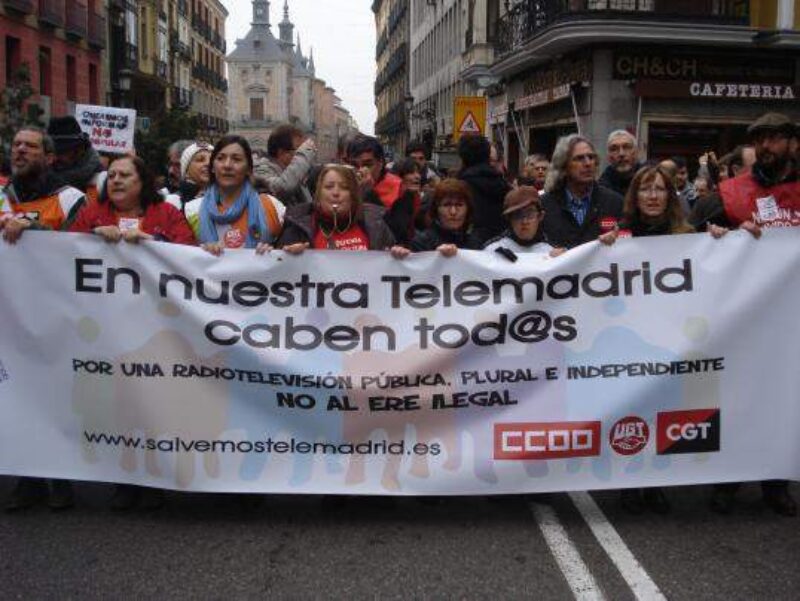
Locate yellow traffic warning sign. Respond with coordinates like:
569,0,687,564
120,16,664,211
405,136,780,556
454,96,487,142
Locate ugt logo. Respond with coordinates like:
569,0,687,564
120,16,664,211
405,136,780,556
609,416,649,456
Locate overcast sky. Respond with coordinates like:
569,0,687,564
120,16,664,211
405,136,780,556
222,0,377,134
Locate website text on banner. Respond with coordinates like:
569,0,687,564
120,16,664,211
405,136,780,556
0,231,798,495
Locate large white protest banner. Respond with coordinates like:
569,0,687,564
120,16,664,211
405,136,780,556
75,104,136,153
0,231,798,494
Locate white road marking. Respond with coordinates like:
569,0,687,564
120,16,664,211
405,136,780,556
569,492,667,601
530,501,607,601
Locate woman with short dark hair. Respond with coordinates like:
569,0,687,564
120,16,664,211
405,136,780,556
185,135,285,255
405,178,481,256
70,155,195,245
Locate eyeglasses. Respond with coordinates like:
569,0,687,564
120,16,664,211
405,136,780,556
638,186,668,197
509,207,540,221
571,153,597,163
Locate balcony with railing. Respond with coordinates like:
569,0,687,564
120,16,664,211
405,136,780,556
5,0,35,14
172,87,193,109
38,0,65,27
65,0,88,39
88,10,105,48
495,0,751,59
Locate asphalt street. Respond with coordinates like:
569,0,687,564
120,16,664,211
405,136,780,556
0,478,797,599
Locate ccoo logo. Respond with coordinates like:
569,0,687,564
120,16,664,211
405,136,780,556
494,421,601,460
609,416,649,456
657,409,720,455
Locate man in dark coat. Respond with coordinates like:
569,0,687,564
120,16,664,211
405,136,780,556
457,134,511,244
598,129,641,197
541,134,624,249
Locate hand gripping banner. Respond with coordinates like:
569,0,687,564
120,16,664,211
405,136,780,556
0,230,798,495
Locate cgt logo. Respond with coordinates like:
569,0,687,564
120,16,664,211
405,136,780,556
657,409,720,455
494,421,601,460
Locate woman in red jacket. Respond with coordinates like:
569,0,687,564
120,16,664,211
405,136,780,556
69,155,193,511
70,156,195,245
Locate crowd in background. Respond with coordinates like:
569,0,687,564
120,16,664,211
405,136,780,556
0,110,797,515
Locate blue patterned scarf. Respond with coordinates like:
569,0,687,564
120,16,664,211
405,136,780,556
198,180,270,248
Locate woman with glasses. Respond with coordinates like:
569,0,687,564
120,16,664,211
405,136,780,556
484,187,565,260
600,165,694,242
599,164,694,516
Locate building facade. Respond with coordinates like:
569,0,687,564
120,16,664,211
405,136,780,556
489,0,800,176
189,0,228,135
373,0,410,158
227,0,357,160
408,0,500,167
1,0,107,123
104,0,227,135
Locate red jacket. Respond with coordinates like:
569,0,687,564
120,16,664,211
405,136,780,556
720,173,800,228
70,200,196,245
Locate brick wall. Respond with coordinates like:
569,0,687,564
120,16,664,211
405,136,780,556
1,14,103,119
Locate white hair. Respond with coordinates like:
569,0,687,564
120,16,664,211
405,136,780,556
606,130,637,147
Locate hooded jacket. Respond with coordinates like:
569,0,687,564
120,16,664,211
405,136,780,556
458,163,512,244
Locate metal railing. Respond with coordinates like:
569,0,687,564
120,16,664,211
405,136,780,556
4,0,35,14
495,0,751,56
65,0,88,38
37,0,64,27
88,11,106,48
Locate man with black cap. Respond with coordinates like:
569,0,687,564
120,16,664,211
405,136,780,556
690,112,798,231
47,115,106,205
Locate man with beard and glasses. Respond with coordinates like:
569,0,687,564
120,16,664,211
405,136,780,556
690,113,798,233
1,126,85,511
696,112,798,518
0,127,86,244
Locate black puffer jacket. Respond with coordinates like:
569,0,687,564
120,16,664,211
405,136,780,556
410,222,482,252
276,202,396,250
458,163,512,244
541,185,624,249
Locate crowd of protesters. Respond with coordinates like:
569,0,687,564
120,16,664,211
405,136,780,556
0,111,797,516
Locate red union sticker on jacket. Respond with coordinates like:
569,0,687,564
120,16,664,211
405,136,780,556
494,421,601,460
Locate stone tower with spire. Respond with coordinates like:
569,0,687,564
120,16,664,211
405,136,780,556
278,0,294,50
227,0,316,149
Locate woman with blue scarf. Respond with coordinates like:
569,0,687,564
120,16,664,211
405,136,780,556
184,135,285,254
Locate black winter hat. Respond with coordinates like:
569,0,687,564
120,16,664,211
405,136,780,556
47,116,89,154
